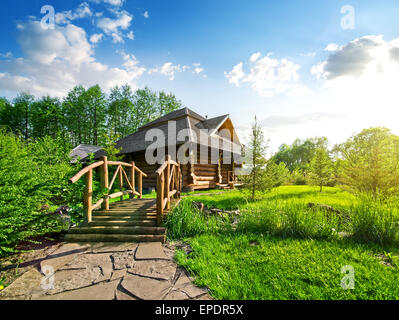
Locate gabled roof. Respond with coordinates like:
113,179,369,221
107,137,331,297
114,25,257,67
70,144,103,163
139,107,205,131
91,107,241,160
198,114,229,134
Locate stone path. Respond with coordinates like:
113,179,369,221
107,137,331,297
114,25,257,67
0,242,212,300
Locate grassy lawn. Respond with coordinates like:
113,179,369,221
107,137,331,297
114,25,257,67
167,185,399,300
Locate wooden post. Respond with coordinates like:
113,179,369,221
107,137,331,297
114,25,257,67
166,155,171,210
84,169,93,223
130,161,135,199
157,172,164,225
119,165,124,201
101,156,109,210
138,172,143,199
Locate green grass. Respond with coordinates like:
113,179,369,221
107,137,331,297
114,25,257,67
165,185,399,300
175,233,399,300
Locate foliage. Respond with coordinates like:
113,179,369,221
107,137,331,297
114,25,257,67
164,199,231,240
0,129,79,256
240,116,273,201
102,132,123,161
0,84,183,147
273,137,328,172
175,234,399,300
335,127,399,198
308,147,334,192
168,186,399,299
350,196,399,245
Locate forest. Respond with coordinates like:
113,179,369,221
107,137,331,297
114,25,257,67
0,84,183,257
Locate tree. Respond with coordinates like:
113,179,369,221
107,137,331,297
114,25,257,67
102,132,123,161
308,147,333,192
30,96,63,139
273,137,328,172
13,93,34,140
335,127,399,198
84,85,107,146
240,116,273,201
63,85,87,146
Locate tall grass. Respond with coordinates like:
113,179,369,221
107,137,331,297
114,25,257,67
164,199,231,239
167,186,399,245
350,196,399,245
237,202,339,240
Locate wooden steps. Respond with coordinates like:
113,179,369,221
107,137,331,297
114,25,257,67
65,199,166,243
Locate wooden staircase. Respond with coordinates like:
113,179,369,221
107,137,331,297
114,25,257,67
65,199,166,243
66,155,182,244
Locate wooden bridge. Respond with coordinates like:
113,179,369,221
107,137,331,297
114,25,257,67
65,155,181,243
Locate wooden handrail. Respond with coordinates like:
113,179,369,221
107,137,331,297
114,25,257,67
156,155,182,224
69,156,147,223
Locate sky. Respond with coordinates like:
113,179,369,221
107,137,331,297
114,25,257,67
1,0,399,153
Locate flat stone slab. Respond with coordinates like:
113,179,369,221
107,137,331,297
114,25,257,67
45,267,103,294
128,260,177,281
92,243,137,254
35,280,119,300
39,243,90,272
111,251,135,270
121,274,172,300
1,242,212,300
135,242,168,260
0,268,43,300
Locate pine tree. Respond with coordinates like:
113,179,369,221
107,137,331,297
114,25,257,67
240,116,273,201
308,147,333,192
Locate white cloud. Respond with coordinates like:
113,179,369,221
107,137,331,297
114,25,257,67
192,63,204,74
149,62,182,80
312,35,399,82
126,31,134,40
324,43,340,52
90,33,104,43
225,53,309,97
55,2,93,24
96,10,133,43
149,62,201,80
144,11,149,19
90,0,125,6
225,62,245,86
0,20,146,97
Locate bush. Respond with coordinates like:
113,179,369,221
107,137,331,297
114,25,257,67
238,202,339,240
0,130,82,256
350,197,399,245
164,199,231,239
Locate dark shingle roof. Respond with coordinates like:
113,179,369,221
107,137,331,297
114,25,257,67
91,108,241,159
70,144,103,163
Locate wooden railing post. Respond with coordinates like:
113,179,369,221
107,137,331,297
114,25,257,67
138,172,143,199
101,156,109,210
157,172,164,224
166,155,171,210
84,169,93,223
130,161,135,199
119,165,124,201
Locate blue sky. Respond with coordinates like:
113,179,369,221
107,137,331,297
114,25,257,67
1,0,399,152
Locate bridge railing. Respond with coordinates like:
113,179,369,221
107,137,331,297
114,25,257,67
156,155,182,224
69,156,147,223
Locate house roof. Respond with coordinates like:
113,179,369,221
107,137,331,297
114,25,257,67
91,107,241,160
70,144,103,163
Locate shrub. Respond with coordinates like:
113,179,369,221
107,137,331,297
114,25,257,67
164,199,231,239
350,197,399,245
0,130,81,256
